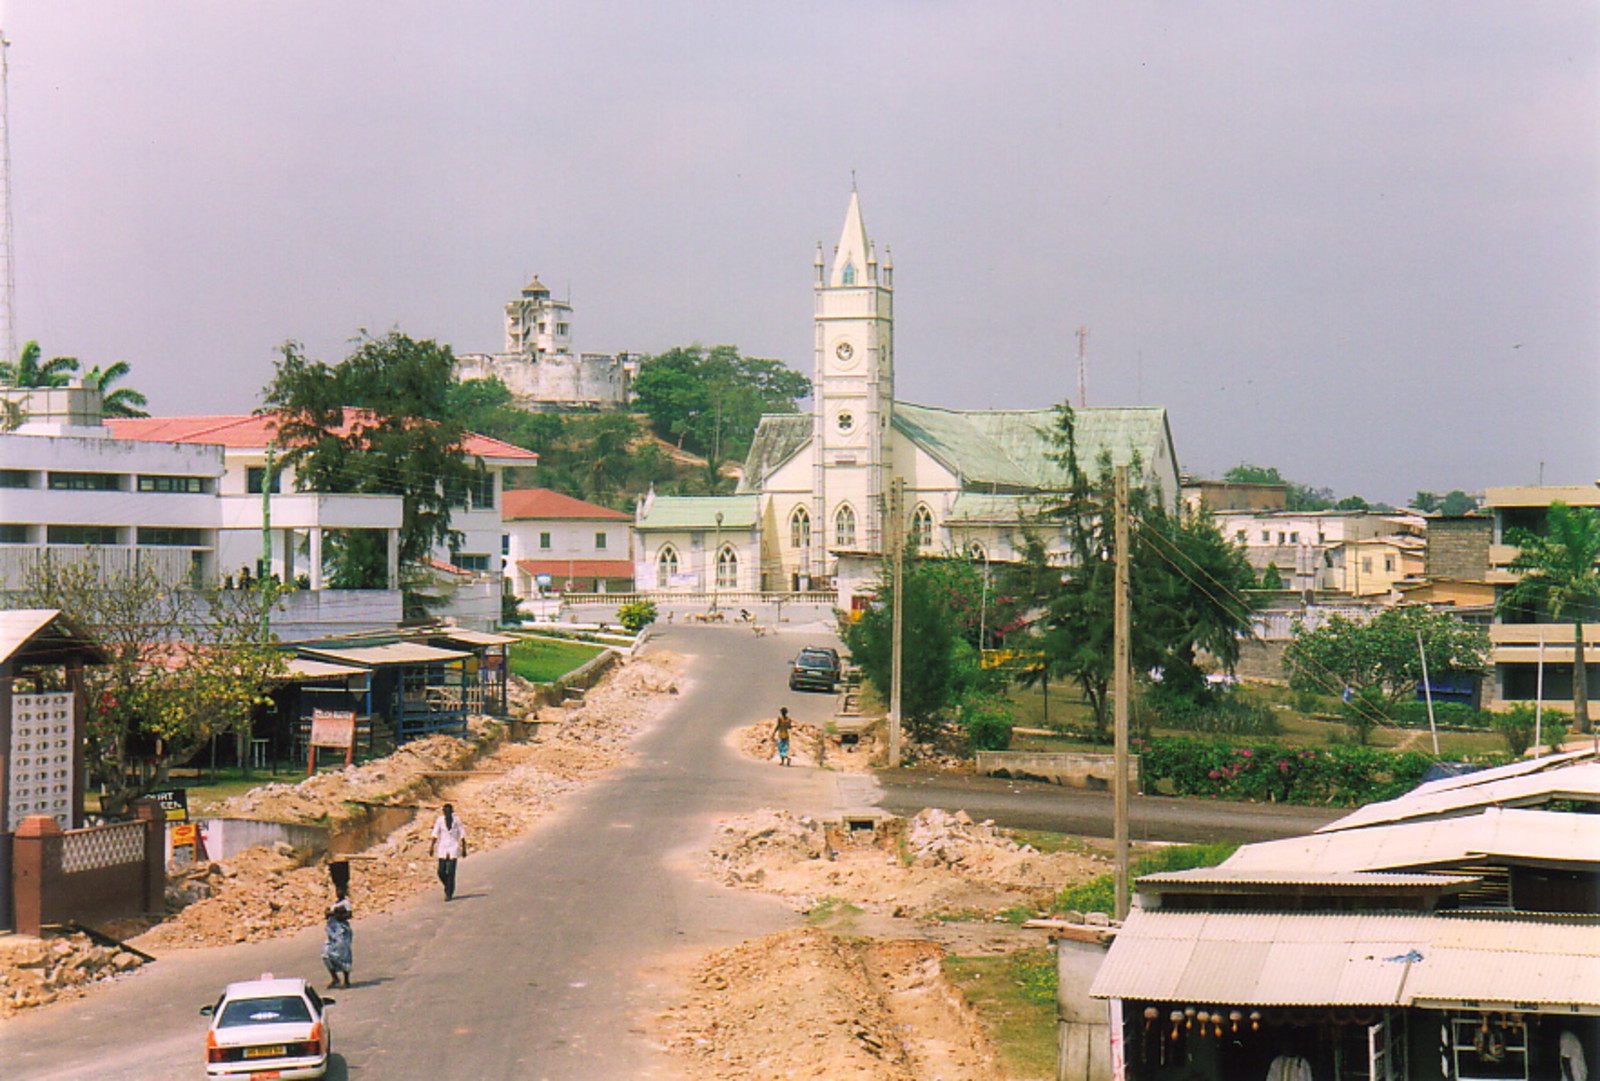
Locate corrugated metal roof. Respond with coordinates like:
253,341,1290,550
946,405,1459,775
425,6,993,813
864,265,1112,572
636,495,760,531
298,643,469,666
1091,909,1600,1008
946,492,1063,524
1320,758,1600,832
1090,910,1424,1005
1227,806,1600,874
435,630,519,646
107,410,538,461
738,414,811,492
1139,868,1479,890
280,657,369,680
0,608,108,667
893,403,1171,493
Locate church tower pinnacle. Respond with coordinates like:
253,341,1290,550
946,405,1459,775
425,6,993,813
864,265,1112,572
812,188,894,565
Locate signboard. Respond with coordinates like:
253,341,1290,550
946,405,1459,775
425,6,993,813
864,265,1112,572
310,710,357,749
146,787,190,823
171,822,198,847
308,709,357,774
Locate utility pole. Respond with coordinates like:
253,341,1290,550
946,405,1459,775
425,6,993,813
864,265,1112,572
1076,326,1088,409
259,443,275,637
888,477,904,768
1113,464,1131,920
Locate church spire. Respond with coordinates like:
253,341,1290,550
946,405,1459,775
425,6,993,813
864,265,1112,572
830,189,870,288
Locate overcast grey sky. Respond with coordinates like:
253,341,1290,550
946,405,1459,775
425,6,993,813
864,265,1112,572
9,2,1597,504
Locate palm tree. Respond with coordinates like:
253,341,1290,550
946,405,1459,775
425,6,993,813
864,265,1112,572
84,360,150,418
0,340,80,387
1501,501,1600,735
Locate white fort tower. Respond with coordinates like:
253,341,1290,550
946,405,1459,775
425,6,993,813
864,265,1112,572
810,187,894,561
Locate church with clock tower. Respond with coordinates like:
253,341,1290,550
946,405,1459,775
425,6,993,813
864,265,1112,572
635,189,1182,599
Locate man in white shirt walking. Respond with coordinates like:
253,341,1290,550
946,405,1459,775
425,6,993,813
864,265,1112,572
430,803,468,900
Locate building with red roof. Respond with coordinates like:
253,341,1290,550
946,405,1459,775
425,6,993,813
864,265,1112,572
502,488,633,595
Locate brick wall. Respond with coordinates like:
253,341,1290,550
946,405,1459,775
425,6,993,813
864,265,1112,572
9,801,165,937
1426,517,1492,581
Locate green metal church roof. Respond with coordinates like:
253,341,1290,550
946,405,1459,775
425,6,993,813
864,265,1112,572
636,494,760,531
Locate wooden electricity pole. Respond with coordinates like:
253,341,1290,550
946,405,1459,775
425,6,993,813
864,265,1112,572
888,477,904,767
1113,464,1131,920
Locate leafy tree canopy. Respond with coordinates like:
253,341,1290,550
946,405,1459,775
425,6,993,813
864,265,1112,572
1410,490,1481,516
263,332,485,613
1221,462,1385,513
85,360,150,418
1283,606,1489,724
17,559,284,817
632,345,809,466
1,340,80,388
1015,405,1261,733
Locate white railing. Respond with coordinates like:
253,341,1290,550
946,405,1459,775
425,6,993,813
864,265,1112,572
559,591,837,607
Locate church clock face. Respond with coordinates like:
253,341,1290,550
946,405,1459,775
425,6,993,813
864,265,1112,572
834,340,855,365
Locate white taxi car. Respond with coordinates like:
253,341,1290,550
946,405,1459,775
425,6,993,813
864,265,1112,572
200,974,334,1079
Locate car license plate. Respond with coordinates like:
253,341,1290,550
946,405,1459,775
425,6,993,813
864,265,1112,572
248,1072,281,1080
244,1045,286,1058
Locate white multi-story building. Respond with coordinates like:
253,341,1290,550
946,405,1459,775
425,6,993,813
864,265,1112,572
0,389,537,633
454,276,640,411
502,487,634,595
1210,509,1426,596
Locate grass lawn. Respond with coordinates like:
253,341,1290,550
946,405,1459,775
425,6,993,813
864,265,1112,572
508,635,608,684
943,948,1058,1080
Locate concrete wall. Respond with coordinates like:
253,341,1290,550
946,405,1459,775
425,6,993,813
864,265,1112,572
975,751,1140,792
10,802,165,937
1426,516,1492,580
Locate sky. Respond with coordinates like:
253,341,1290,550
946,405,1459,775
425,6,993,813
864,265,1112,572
7,2,1597,506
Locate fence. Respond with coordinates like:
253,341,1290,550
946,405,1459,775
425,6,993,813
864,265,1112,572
9,801,165,937
560,591,837,608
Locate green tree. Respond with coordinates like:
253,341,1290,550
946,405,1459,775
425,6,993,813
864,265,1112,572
0,340,80,387
263,332,486,617
17,559,284,816
841,558,996,743
632,345,809,466
1500,501,1600,734
1259,562,1284,591
1221,463,1341,512
1283,606,1489,743
84,360,150,417
1017,405,1260,733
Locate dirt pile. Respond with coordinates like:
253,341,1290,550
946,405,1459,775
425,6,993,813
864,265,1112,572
0,932,149,1015
705,807,1109,919
658,925,1003,1081
738,715,878,771
133,652,684,952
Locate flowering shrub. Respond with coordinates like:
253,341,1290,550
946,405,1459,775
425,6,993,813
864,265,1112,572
1136,736,1435,806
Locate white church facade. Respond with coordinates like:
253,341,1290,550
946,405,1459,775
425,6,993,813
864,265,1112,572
636,190,1181,599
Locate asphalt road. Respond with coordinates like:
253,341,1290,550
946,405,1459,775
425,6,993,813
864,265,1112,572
874,769,1343,844
2,621,1341,1079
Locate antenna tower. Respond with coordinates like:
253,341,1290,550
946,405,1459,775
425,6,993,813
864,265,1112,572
1076,325,1088,408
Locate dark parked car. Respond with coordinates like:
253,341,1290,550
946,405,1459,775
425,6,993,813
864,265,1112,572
788,646,841,692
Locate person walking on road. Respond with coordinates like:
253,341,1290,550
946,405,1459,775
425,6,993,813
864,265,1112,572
773,707,793,766
320,890,353,988
431,803,468,900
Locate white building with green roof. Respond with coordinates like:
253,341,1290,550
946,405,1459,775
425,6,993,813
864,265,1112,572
639,190,1181,599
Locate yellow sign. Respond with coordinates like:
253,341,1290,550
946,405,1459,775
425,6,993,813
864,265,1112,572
171,822,198,847
981,649,1046,669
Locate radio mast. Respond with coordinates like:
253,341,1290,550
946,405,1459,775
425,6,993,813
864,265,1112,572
1076,325,1088,408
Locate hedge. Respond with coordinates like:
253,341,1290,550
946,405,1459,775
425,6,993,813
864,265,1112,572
1134,736,1439,806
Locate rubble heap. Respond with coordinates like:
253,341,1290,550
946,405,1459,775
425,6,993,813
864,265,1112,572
705,807,1110,919
0,933,149,1015
658,925,1003,1081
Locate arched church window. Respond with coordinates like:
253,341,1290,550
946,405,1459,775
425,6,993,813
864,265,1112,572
842,261,857,286
716,545,738,590
835,504,857,548
657,545,679,589
790,505,811,550
966,541,987,563
911,505,934,550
